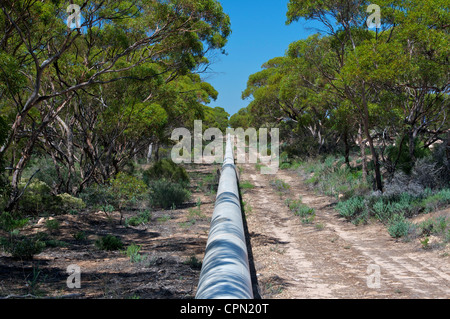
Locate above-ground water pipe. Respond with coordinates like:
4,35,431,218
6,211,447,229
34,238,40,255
195,134,254,299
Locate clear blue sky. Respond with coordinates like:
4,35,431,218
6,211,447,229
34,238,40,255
204,0,324,117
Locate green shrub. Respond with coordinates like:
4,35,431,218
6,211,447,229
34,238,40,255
184,255,202,270
387,214,411,238
239,181,255,190
436,216,448,234
143,159,189,186
79,183,116,209
81,174,147,223
0,212,29,232
125,243,146,263
372,199,392,222
390,192,418,216
197,173,219,195
0,235,46,260
385,136,431,175
45,219,60,232
17,181,62,215
418,189,450,213
269,179,291,193
149,180,191,209
57,193,86,212
34,231,67,248
285,198,315,224
336,196,367,221
110,173,148,210
295,205,315,218
420,236,430,250
72,231,86,241
95,235,123,251
125,210,152,227
187,207,207,223
109,173,148,223
23,156,81,194
419,216,449,236
299,156,369,199
371,193,417,222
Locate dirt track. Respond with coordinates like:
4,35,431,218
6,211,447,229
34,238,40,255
240,163,450,299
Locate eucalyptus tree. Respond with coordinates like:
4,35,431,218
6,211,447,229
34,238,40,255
286,0,449,191
204,106,230,133
242,38,343,155
0,0,231,209
28,57,222,195
229,107,251,130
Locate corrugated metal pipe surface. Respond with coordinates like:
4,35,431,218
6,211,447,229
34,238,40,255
195,134,254,299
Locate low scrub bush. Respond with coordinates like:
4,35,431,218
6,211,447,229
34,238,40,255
269,179,291,193
187,207,207,224
79,183,116,209
417,188,450,213
16,181,86,215
336,196,367,222
419,216,449,237
81,174,147,223
299,156,370,199
0,235,46,260
285,198,316,224
387,214,412,239
184,255,202,270
23,156,80,193
239,181,255,191
110,173,148,223
34,231,67,248
125,210,152,227
0,212,29,232
57,193,86,212
45,219,60,233
17,181,62,215
149,180,190,209
125,243,146,263
384,171,425,197
143,159,189,186
337,188,450,226
95,234,124,251
72,231,87,241
196,172,219,195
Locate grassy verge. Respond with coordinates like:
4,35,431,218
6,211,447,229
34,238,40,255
292,154,450,247
285,197,316,225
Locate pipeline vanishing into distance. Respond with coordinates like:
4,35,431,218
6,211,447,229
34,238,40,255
195,134,254,299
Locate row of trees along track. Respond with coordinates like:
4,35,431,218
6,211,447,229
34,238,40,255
234,0,449,192
0,0,231,211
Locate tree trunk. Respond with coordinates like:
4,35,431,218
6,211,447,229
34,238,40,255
366,128,383,192
447,131,450,163
56,115,77,195
343,128,350,167
361,82,383,192
154,143,160,161
5,98,74,211
358,124,368,182
147,143,153,163
6,139,36,211
362,118,383,192
408,130,417,165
